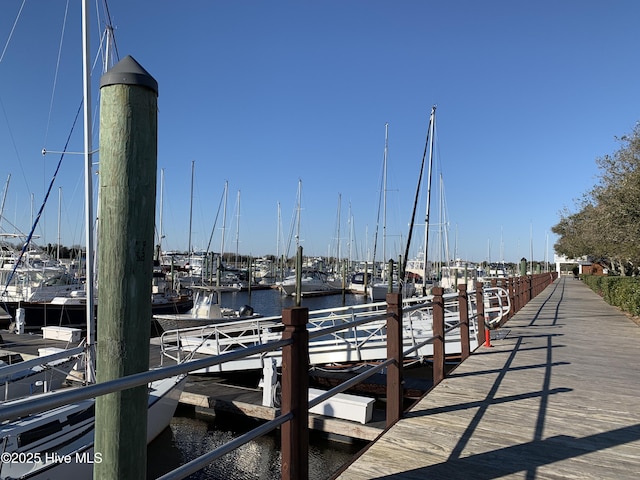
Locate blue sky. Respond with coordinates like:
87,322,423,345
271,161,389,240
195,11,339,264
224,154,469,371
0,1,638,264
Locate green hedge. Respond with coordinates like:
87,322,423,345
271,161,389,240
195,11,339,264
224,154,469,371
582,275,640,316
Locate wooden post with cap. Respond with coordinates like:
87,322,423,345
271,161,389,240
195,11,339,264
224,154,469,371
281,306,309,480
94,55,158,480
386,292,403,426
432,286,445,385
458,284,470,361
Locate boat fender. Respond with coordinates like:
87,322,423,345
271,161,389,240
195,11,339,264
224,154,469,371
239,305,254,317
15,308,25,335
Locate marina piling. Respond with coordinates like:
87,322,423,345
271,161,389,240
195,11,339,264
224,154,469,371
94,55,158,480
281,306,310,480
458,284,470,360
431,287,445,385
385,293,403,426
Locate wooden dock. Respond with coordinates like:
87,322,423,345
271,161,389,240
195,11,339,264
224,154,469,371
335,277,640,479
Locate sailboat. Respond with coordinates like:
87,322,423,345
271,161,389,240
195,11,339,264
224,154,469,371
0,4,185,478
405,105,438,295
368,123,415,301
276,179,341,296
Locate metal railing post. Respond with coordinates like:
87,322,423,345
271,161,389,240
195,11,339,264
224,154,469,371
386,293,403,427
281,307,309,480
432,287,445,385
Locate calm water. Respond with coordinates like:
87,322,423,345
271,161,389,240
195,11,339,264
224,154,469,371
148,288,371,479
218,287,374,317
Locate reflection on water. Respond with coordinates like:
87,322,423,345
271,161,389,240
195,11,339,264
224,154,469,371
148,406,366,479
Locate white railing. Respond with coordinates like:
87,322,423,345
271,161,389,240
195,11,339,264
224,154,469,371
158,287,511,374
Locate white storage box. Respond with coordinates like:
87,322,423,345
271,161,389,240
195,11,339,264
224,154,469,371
41,326,82,343
308,388,375,424
38,347,67,357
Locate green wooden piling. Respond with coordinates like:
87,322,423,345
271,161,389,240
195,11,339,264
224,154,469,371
94,56,158,480
519,258,527,277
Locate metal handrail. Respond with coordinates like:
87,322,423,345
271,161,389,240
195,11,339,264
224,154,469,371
0,337,291,422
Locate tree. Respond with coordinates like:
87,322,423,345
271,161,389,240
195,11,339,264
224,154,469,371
553,122,640,275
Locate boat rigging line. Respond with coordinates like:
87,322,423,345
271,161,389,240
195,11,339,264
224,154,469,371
0,0,27,65
205,183,229,255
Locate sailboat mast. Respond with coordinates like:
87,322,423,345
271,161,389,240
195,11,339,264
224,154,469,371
57,187,62,262
158,168,164,254
104,24,115,70
530,222,534,274
188,160,194,265
235,189,240,268
348,202,353,268
220,180,228,265
439,174,451,268
295,179,302,251
382,123,388,278
336,193,341,268
276,201,282,282
82,0,96,384
422,106,436,287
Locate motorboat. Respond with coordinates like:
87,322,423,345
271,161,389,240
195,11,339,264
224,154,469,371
153,285,261,331
278,269,342,296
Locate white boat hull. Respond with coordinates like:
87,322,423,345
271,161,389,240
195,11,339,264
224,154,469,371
0,375,186,479
278,270,341,296
368,282,416,301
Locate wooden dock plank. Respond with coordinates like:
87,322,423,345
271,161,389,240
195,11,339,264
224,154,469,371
336,278,640,479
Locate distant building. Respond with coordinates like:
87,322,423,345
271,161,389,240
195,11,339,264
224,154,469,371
554,254,607,275
581,262,607,276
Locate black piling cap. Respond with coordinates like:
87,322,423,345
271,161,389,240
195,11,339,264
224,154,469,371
100,55,158,95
